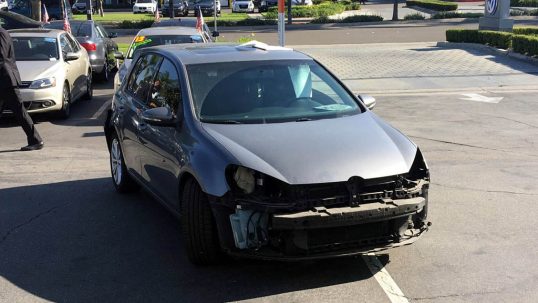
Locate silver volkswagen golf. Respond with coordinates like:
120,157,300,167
105,42,431,265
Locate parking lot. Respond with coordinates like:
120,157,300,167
1,42,538,302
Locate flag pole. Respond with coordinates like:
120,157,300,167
278,0,285,46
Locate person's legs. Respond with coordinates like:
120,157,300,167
5,87,43,146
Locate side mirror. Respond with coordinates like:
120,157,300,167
65,52,80,61
212,31,220,37
114,51,125,60
108,32,118,38
141,107,178,126
358,94,376,110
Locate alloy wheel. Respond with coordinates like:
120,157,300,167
111,138,123,185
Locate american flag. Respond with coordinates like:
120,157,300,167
63,7,71,34
195,7,204,32
41,4,49,24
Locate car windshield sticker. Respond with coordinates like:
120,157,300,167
132,37,153,51
314,104,353,111
288,64,312,98
44,38,56,42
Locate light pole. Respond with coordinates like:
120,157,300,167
214,0,217,35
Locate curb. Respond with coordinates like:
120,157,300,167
436,41,538,66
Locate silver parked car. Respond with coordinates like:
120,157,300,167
9,29,92,118
45,20,119,82
113,26,207,91
105,42,431,265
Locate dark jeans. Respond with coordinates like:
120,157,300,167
0,86,43,145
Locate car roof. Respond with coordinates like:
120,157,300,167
141,42,311,65
7,28,61,38
151,19,197,28
136,26,201,36
0,11,43,25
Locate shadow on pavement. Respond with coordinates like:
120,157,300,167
0,178,385,302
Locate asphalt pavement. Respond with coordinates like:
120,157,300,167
1,41,538,302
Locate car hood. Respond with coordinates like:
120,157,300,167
202,112,418,185
16,60,62,82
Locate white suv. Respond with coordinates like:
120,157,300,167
133,0,157,14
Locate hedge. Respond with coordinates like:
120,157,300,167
513,26,538,35
431,12,483,19
264,3,346,19
510,0,538,7
446,29,538,57
404,12,426,20
446,29,513,49
339,14,384,22
406,0,457,12
512,34,538,56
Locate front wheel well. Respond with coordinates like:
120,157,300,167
178,172,196,209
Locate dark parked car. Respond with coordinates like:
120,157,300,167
45,20,119,81
162,0,189,17
256,0,277,12
0,10,41,30
104,42,431,265
10,0,72,21
72,0,97,14
188,0,220,16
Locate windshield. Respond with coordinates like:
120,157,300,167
127,35,204,59
137,0,152,3
188,60,362,124
193,0,213,4
12,37,59,61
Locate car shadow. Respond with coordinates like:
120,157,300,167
0,177,388,302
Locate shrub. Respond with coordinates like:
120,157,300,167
216,19,277,26
265,2,345,18
340,14,383,22
446,29,480,43
406,0,457,12
478,30,513,49
310,16,332,23
432,12,483,19
512,34,538,56
513,27,538,35
118,20,154,29
510,0,538,7
404,12,426,20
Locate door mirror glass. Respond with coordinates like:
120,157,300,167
359,94,376,110
141,107,177,126
64,52,80,61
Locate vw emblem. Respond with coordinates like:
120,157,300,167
486,0,498,15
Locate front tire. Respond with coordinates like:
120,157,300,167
58,84,71,119
181,179,221,265
110,133,139,193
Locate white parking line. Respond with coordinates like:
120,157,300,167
362,253,409,303
92,100,111,120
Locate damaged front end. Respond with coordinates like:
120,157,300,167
212,150,431,261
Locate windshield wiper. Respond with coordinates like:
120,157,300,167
295,117,313,122
202,119,242,124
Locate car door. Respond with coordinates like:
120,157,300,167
95,23,117,68
138,57,183,206
59,34,81,99
65,33,87,100
121,53,162,179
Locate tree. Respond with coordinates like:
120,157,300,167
30,0,42,21
392,0,399,21
97,0,104,17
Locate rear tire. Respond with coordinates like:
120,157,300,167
109,133,139,193
83,70,93,100
98,61,109,82
181,179,221,265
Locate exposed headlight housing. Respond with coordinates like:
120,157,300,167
234,166,255,194
29,77,56,89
